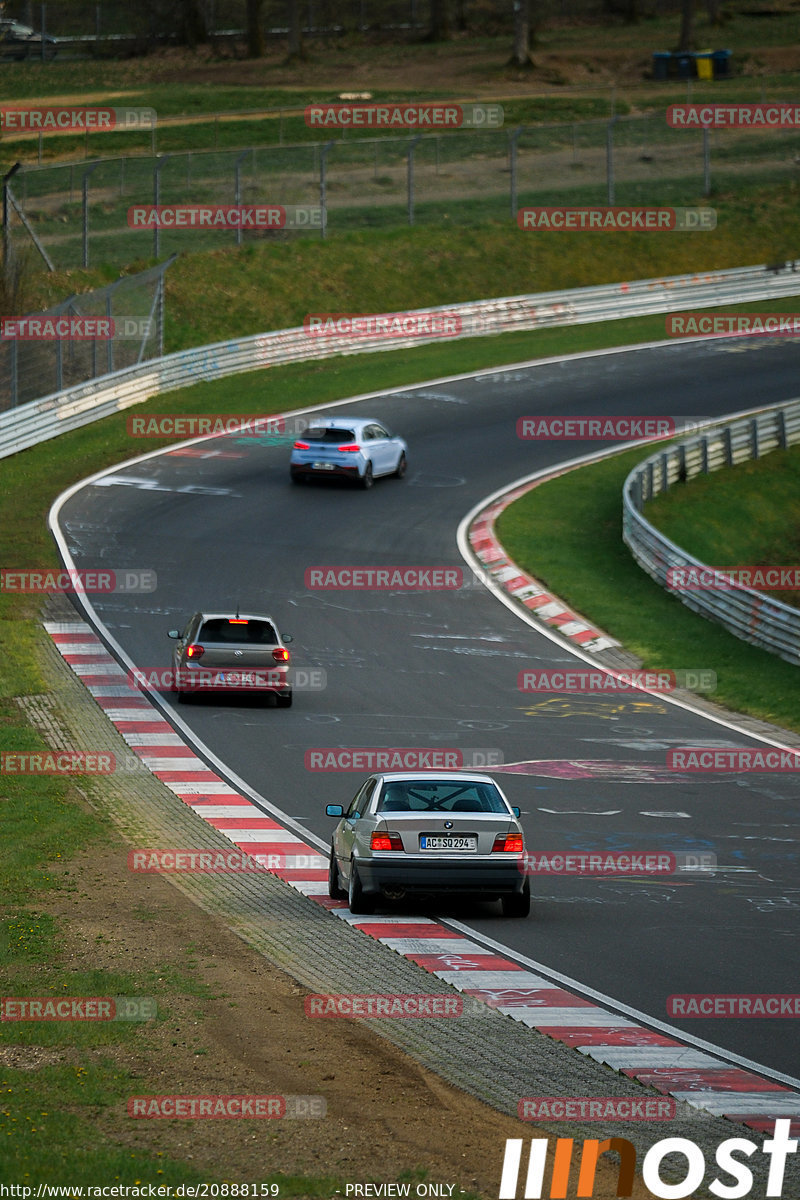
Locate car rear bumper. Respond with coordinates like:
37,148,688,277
290,463,361,479
355,856,525,897
175,666,291,695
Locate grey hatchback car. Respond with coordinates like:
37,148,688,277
167,612,293,705
326,772,530,916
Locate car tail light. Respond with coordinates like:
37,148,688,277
229,618,248,625
186,644,204,659
492,833,524,853
293,440,310,449
272,647,290,663
337,444,360,452
371,832,403,851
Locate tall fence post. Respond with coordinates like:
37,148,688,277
234,149,253,247
319,141,334,240
509,126,523,219
81,162,101,269
2,163,21,284
606,116,618,206
407,134,422,226
153,156,172,259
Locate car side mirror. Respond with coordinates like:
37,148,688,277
167,630,181,639
512,807,521,818
283,634,293,643
325,804,343,817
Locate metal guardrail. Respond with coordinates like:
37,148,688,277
623,399,800,665
3,258,800,462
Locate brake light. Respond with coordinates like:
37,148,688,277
294,440,310,449
492,833,524,853
371,832,403,851
272,647,290,663
229,618,248,624
337,444,361,452
186,644,204,659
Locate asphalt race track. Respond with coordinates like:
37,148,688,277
54,336,800,1084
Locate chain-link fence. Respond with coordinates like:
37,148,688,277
0,257,173,411
6,111,800,269
10,0,689,43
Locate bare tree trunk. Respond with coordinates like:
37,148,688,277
508,0,535,66
705,0,724,26
426,0,450,40
246,0,265,57
677,0,695,50
179,0,208,46
286,0,306,60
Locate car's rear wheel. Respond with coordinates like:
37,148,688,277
360,462,374,490
501,879,530,918
275,691,293,708
393,452,407,479
347,862,374,913
328,848,347,900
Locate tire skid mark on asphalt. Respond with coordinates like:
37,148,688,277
45,617,800,1133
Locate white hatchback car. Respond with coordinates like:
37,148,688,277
290,416,407,489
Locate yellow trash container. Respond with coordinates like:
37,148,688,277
695,51,714,80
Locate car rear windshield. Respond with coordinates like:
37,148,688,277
301,427,356,444
198,618,277,644
377,781,508,814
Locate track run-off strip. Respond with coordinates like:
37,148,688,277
45,618,800,1136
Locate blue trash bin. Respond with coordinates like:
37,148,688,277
653,51,671,80
675,52,694,78
712,49,732,77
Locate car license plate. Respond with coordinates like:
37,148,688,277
420,835,477,851
313,461,335,470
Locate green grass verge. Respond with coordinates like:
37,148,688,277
645,443,800,608
18,178,800,345
495,444,800,733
